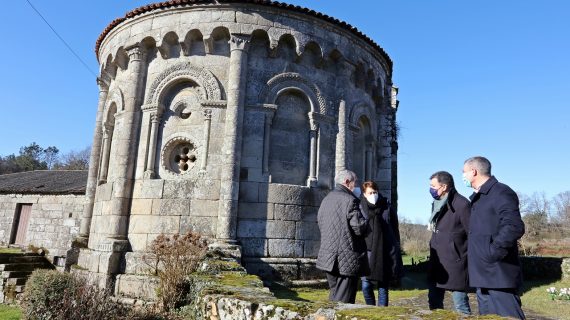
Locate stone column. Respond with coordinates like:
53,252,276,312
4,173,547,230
262,111,274,174
98,124,113,184
200,109,212,171
216,34,250,242
335,99,347,173
365,145,373,181
105,43,146,243
78,77,109,242
144,111,161,178
307,115,318,187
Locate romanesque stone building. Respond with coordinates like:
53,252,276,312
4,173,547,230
0,171,86,260
75,0,399,289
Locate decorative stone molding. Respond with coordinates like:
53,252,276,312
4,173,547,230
141,103,160,112
105,87,124,113
200,100,227,109
229,34,251,52
348,102,377,138
145,62,222,105
160,136,199,176
258,72,327,115
125,44,144,62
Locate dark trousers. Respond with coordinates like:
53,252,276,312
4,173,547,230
325,267,358,303
476,288,525,319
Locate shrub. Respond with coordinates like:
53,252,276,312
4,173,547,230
143,232,208,312
21,269,129,320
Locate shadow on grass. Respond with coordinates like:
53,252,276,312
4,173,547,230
268,282,313,302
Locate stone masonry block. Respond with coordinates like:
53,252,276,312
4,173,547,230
238,202,272,219
274,204,303,221
303,240,320,258
267,184,311,205
129,215,154,234
237,220,265,238
295,221,319,240
239,182,260,202
129,233,148,252
190,199,219,217
132,179,164,199
180,216,216,237
268,239,303,258
131,199,153,215
267,220,295,239
159,199,191,216
163,180,193,199
151,215,180,234
302,206,318,222
240,238,267,257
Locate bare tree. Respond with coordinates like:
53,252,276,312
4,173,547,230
53,146,90,170
553,191,570,235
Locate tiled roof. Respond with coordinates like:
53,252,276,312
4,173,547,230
0,170,87,195
96,0,392,71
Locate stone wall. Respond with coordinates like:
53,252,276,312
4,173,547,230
0,194,83,259
78,1,398,284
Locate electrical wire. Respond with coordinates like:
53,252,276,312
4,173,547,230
25,0,98,78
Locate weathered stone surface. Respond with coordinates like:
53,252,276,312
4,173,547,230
274,204,303,221
66,0,396,283
268,239,303,257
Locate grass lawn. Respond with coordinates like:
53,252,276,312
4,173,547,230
0,305,21,320
521,278,570,320
0,248,22,254
270,271,429,305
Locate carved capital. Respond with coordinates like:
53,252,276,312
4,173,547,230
391,85,399,110
203,109,212,120
150,112,161,124
142,103,160,112
96,75,110,92
126,44,145,62
103,123,114,136
230,34,251,52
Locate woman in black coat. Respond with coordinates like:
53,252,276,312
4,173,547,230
360,181,403,306
427,171,471,314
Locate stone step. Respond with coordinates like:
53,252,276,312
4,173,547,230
2,271,33,279
5,277,28,286
0,262,53,272
0,253,41,264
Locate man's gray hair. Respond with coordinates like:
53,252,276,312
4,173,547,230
464,156,492,176
335,170,357,185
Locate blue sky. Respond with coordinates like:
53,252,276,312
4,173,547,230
0,1,568,223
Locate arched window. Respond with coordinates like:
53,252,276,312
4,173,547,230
269,90,311,185
352,116,373,181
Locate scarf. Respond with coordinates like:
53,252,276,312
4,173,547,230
428,193,448,232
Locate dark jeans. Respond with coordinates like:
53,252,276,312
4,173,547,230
428,283,471,315
476,288,525,319
361,277,389,306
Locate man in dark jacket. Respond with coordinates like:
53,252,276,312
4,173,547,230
427,171,471,314
463,156,525,319
317,169,368,303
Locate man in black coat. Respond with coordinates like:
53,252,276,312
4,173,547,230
463,156,525,319
427,171,471,314
317,169,368,303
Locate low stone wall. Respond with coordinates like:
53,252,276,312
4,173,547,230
520,256,570,280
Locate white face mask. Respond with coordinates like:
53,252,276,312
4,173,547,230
352,187,362,198
365,193,379,204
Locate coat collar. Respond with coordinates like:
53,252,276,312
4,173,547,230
335,184,354,196
477,176,498,195
469,176,498,202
